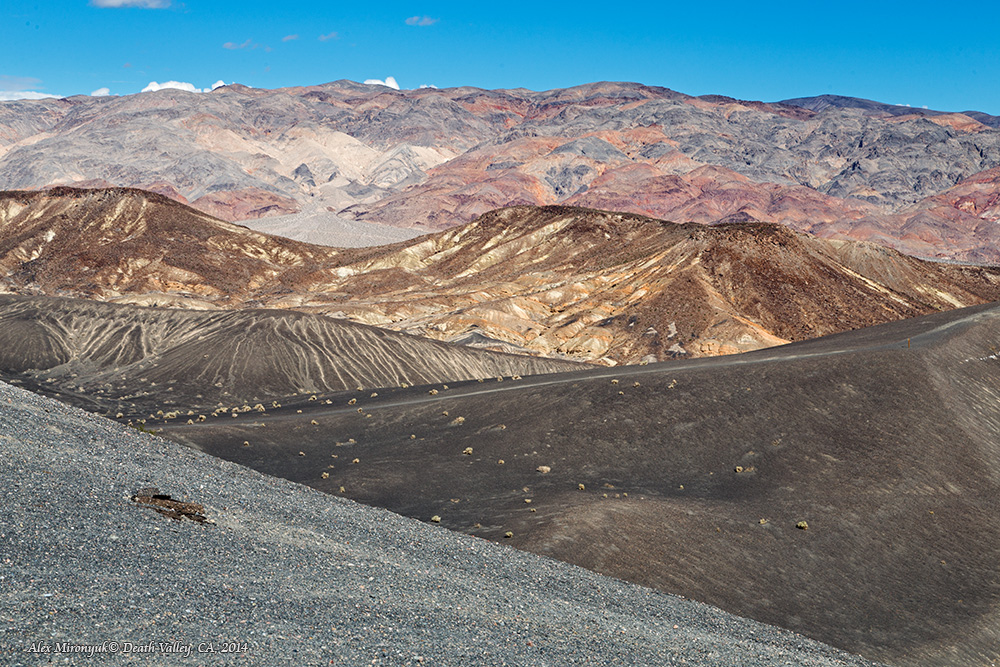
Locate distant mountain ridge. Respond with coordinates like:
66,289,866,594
5,81,1000,261
779,94,1000,127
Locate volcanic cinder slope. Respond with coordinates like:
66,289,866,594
0,380,882,667
5,82,1000,261
150,302,1000,667
0,294,580,415
4,187,1000,365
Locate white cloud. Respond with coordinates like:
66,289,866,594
282,34,299,42
0,91,60,101
419,84,438,89
364,76,400,90
405,15,438,26
318,31,339,41
142,80,203,93
90,0,170,7
140,80,225,94
90,87,111,97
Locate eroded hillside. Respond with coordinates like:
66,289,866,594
0,294,580,414
3,188,1000,364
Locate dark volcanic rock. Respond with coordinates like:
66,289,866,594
549,135,631,161
154,302,1000,667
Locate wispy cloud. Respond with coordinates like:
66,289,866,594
318,31,339,41
405,15,438,26
0,75,42,92
223,39,255,50
0,76,59,101
0,91,60,101
90,0,171,8
90,87,111,96
282,34,299,42
364,76,400,90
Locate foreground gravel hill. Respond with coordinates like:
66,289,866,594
0,380,878,666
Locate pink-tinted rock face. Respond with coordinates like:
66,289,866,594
190,188,300,222
3,81,1000,260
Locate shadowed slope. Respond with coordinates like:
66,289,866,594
0,295,580,414
157,302,1000,667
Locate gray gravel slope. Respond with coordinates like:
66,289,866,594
0,380,881,666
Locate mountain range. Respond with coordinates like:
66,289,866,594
4,81,1000,261
6,80,1000,667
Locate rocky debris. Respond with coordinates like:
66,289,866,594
157,301,1000,666
131,487,209,523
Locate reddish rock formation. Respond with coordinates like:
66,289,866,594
4,81,1000,261
190,188,300,221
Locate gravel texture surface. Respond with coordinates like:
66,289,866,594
0,380,882,666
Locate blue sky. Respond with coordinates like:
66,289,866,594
3,1,998,114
